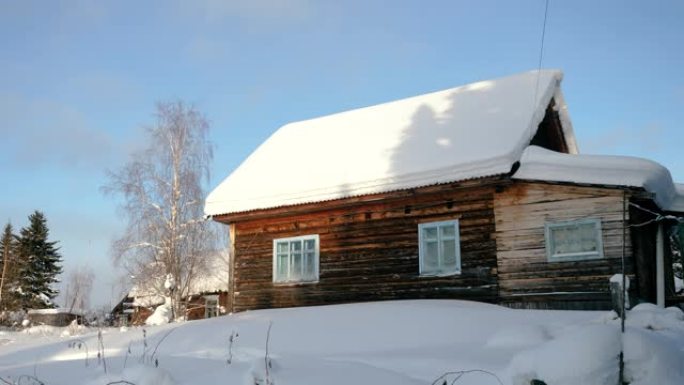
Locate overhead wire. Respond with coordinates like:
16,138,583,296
532,0,550,106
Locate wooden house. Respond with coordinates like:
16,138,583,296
205,70,684,312
184,251,231,320
185,291,230,320
112,252,231,325
110,293,158,326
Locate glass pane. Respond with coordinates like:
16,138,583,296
304,239,316,252
277,242,288,254
440,224,456,239
551,223,598,255
291,246,303,280
291,241,302,252
304,251,316,280
442,239,457,271
277,253,289,279
423,240,439,273
578,224,598,251
423,227,438,240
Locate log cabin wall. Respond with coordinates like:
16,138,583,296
130,306,153,325
494,182,633,310
219,180,501,312
185,296,206,320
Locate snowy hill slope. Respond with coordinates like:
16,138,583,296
0,300,682,385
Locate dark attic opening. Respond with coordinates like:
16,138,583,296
530,98,569,153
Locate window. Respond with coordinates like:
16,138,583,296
204,295,219,318
273,235,319,283
419,220,461,276
545,218,604,262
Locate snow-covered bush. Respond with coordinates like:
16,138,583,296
146,299,172,326
0,310,27,327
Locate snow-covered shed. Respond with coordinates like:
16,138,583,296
184,251,230,320
111,251,231,325
27,308,82,327
206,69,684,312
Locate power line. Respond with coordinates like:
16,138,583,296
532,0,550,106
628,202,684,226
537,0,550,72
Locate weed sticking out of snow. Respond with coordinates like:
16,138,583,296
67,337,91,367
97,330,108,373
431,370,505,385
0,300,682,385
227,330,239,365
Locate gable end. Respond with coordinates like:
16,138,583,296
529,98,569,153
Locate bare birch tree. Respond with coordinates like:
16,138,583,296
63,265,95,312
103,101,216,320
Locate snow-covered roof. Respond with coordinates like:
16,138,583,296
187,251,230,296
129,291,165,308
126,251,230,306
27,308,80,315
514,146,684,212
206,69,576,216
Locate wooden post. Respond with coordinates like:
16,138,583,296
228,223,236,314
656,222,665,308
619,191,627,385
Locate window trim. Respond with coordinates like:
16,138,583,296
544,218,604,262
204,294,219,318
272,234,320,284
418,219,461,276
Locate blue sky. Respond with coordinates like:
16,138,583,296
1,0,682,308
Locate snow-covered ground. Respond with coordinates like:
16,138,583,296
0,300,682,385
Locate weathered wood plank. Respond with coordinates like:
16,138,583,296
230,184,499,312
495,182,633,303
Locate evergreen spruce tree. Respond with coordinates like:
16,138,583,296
17,211,63,309
0,222,20,310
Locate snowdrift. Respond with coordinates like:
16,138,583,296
0,300,682,385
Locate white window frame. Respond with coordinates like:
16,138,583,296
418,219,461,276
204,294,219,318
544,218,604,262
272,234,320,283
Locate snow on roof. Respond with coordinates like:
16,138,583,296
187,251,230,296
514,146,684,212
126,251,230,305
129,291,165,308
27,308,79,315
128,278,165,308
206,69,576,216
